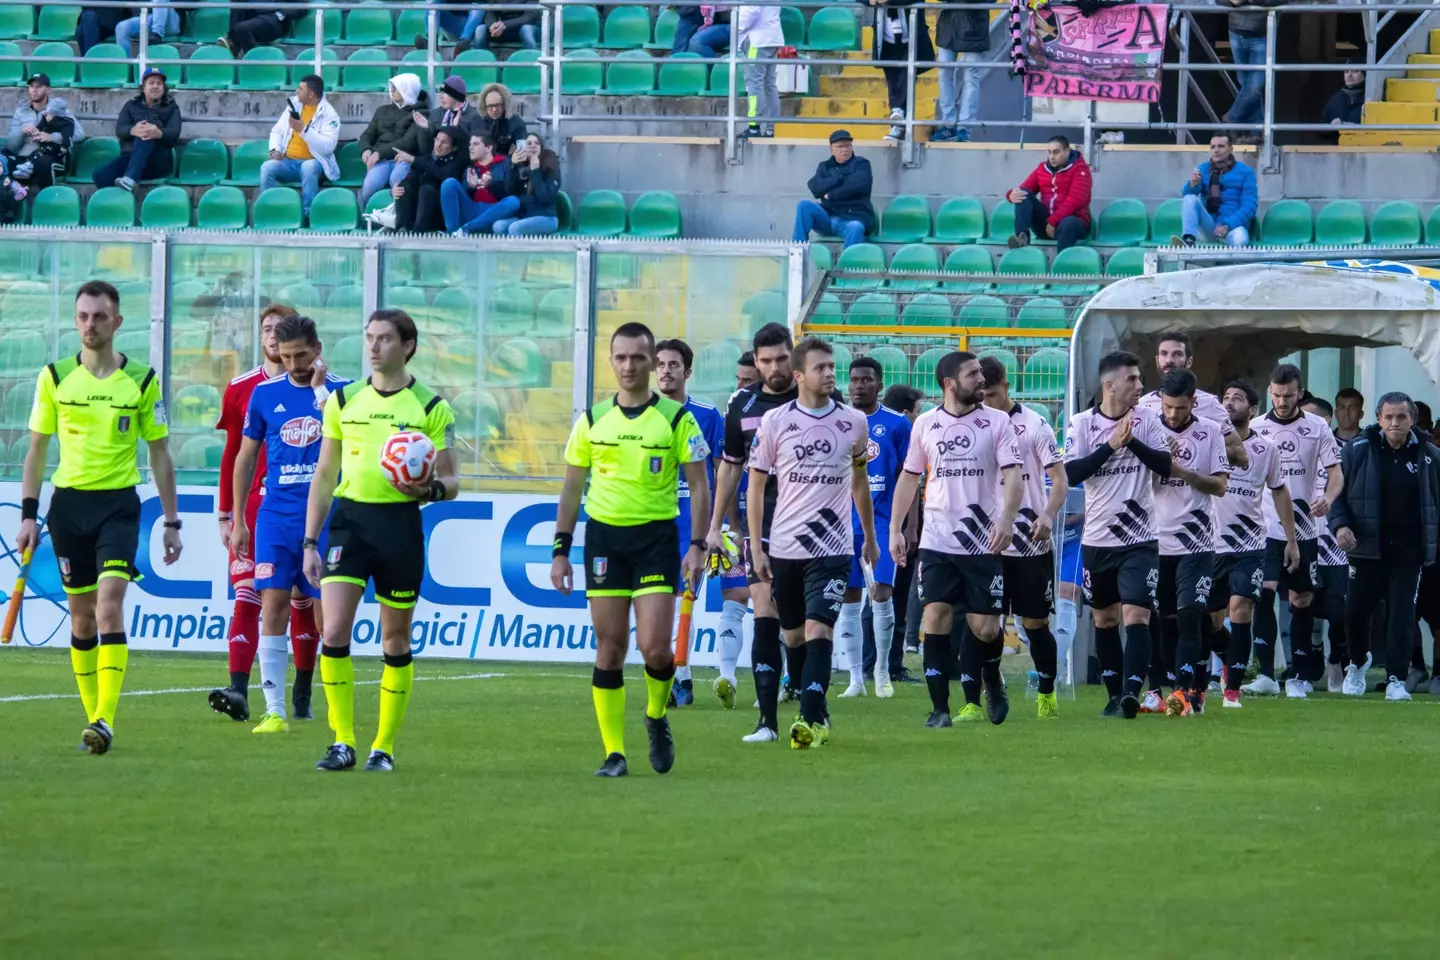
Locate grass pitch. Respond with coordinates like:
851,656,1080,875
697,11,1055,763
3,647,1440,958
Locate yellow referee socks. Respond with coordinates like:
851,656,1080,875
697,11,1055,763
320,644,356,747
70,636,99,722
95,635,128,727
372,652,414,756
645,664,675,720
592,667,625,757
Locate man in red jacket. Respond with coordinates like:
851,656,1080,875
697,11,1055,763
1006,135,1092,252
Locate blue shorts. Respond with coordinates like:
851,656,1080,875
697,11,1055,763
1060,533,1082,587
848,527,894,589
254,510,326,598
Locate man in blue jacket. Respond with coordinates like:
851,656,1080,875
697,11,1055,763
1174,134,1256,247
793,129,875,249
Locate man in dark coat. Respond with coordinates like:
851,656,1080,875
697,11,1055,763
95,68,181,190
792,129,875,248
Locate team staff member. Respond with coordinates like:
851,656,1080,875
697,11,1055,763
18,280,183,755
552,322,710,778
1329,392,1440,700
303,309,458,773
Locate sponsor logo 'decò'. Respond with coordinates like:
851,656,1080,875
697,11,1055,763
792,426,835,463
937,423,976,461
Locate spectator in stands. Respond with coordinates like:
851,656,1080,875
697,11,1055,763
416,0,484,56
477,0,541,51
738,3,783,139
75,5,125,55
95,67,180,192
1222,0,1285,143
414,75,484,151
1005,134,1091,251
441,131,512,234
357,74,429,209
870,0,935,142
259,75,340,222
673,6,705,54
932,0,993,143
477,83,527,159
793,129,874,248
688,7,732,58
1175,133,1256,247
115,0,181,57
1321,61,1364,142
8,74,84,191
219,7,289,57
391,126,465,233
492,134,562,236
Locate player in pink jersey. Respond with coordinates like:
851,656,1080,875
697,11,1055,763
979,356,1068,719
1136,331,1249,470
1244,363,1342,698
890,351,1022,727
1300,395,1351,694
747,337,875,750
1063,351,1177,719
1210,380,1297,708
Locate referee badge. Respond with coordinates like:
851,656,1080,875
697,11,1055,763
592,557,608,582
117,415,130,434
650,456,663,474
327,546,342,566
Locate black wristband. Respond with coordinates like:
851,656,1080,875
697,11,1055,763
553,530,574,558
690,538,708,551
302,537,319,550
163,519,182,530
21,497,38,521
427,478,445,502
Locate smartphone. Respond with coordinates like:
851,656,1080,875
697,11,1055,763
288,97,301,121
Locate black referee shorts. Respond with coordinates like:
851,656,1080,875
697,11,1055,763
323,498,424,608
584,518,680,600
47,486,141,595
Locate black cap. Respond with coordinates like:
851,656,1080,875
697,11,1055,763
829,129,853,144
26,72,49,86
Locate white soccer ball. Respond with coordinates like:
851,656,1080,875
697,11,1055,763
380,430,437,486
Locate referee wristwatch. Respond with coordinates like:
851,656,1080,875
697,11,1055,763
163,519,182,530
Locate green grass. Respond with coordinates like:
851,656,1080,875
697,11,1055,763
4,648,1440,957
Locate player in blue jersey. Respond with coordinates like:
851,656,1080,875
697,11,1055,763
656,339,726,707
230,315,352,733
835,356,912,699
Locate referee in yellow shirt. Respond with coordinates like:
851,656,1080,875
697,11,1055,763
551,322,711,778
17,280,183,755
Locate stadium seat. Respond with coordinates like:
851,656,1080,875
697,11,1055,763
1016,297,1069,329
978,346,1018,381
928,196,986,244
252,188,303,231
139,185,191,228
887,243,939,292
392,8,428,46
172,383,222,429
994,244,1048,295
1259,199,1313,246
0,4,31,39
705,60,743,96
327,335,364,378
453,48,499,90
561,4,601,46
1314,200,1367,246
1105,247,1147,278
959,294,1009,327
64,136,119,184
811,293,842,323
1014,347,1067,400
0,41,22,87
502,49,542,95
866,345,908,388
941,245,993,293
1150,198,1182,243
900,293,952,326
290,47,341,89
800,7,858,50
742,290,786,330
1094,198,1148,246
912,346,950,394
175,435,224,486
27,42,75,86
780,7,805,45
488,338,544,388
343,4,394,44
0,332,44,380
646,8,679,50
86,187,135,228
536,287,573,336
234,46,288,91
1,380,35,429
431,287,477,331
847,293,898,326
561,50,604,94
831,243,884,290
221,140,269,187
172,138,227,186
831,344,854,389
810,243,832,272
178,45,235,89
277,282,323,312
575,190,626,236
627,191,681,238
1370,200,1423,246
383,285,428,316
1049,245,1103,295
604,49,656,95
693,340,741,392
658,51,706,95
289,5,343,44
308,188,358,232
603,6,652,48
985,198,1015,242
339,47,391,91
183,3,232,41
33,5,78,40
876,195,931,243
331,141,365,187
77,43,128,89
486,285,535,336
142,43,181,80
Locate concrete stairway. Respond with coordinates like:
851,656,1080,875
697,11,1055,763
1345,28,1440,146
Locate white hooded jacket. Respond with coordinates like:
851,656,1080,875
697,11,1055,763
267,95,342,182
737,4,785,49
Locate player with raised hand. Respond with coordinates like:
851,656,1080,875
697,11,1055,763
303,309,458,773
229,315,351,734
552,322,710,778
1063,351,1175,719
1137,331,1248,469
891,351,1022,727
979,356,1068,719
747,337,873,749
18,280,183,754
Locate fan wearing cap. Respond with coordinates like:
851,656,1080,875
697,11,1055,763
792,130,876,249
94,67,180,192
8,73,84,191
391,125,466,232
259,74,341,221
412,75,484,151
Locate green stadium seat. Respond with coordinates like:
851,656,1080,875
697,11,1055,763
363,190,391,217
831,345,853,390
0,331,45,378
627,191,681,238
1,380,35,429
1259,199,1313,246
978,346,1018,382
178,45,234,89
77,43,129,89
658,51,706,95
486,285,535,336
27,42,75,86
252,187,303,231
277,282,323,312
913,346,950,396
831,242,884,290
392,9,428,46
1094,198,1148,245
139,185,190,228
143,44,180,80
604,49,656,95
1314,200,1367,246
811,293,842,323
1105,247,1147,278
86,187,135,228
234,46,288,91
183,3,233,41
172,138,227,186
307,188,358,232
220,140,268,187
800,7,858,50
332,141,365,187
865,345,908,389
1016,296,1069,329
742,290,785,330
174,435,224,485
1150,198,1182,243
1049,245,1103,296
810,243,833,272
172,383,222,429
339,48,391,91
603,6,652,48
343,4,395,44
289,5,343,44
847,293,898,326
34,5,79,40
994,244,1048,295
705,59,742,96
432,286,477,331
502,49,542,95
561,4,601,47
901,293,952,326
928,196,986,244
454,48,499,90
290,47,341,89
328,335,364,378
561,50,603,94
693,340,741,392
0,41,22,87
646,8,678,50
959,294,1009,327
780,7,804,45
985,198,1015,242
575,189,626,236
1370,200,1422,246
383,285,428,315
1427,206,1440,245
887,243,939,292
876,194,930,243
64,137,119,184
324,284,364,324
536,287,573,336
0,5,31,39
553,190,575,234
941,245,993,293
487,337,544,388
1014,347,1067,401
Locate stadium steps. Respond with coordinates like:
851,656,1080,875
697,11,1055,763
1344,29,1440,146
775,28,937,141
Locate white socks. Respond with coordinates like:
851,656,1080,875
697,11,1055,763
872,597,895,674
837,601,864,685
719,599,747,682
1056,597,1078,684
258,633,288,718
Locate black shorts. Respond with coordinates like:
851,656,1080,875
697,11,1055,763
1315,563,1349,622
323,498,424,608
771,554,850,630
583,518,679,600
1081,542,1159,609
917,550,1005,616
1157,552,1215,616
47,486,140,595
1263,536,1320,594
1210,550,1265,611
1003,553,1054,620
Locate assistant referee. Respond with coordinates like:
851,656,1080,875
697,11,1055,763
18,280,183,755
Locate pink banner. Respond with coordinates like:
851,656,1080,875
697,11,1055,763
1016,2,1168,104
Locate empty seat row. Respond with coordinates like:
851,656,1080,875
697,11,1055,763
818,241,1144,290
813,293,1076,329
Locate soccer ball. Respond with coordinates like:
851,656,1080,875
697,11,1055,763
379,431,437,486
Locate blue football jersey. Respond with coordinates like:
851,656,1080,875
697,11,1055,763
854,405,912,532
675,397,725,540
243,373,352,518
